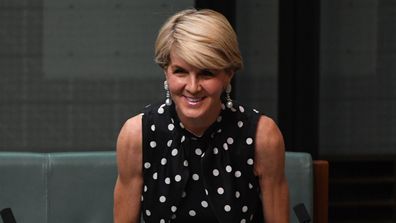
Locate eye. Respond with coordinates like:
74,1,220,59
172,67,186,74
201,69,215,77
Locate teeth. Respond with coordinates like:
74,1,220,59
186,97,202,102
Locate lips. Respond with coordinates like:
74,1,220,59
184,96,205,105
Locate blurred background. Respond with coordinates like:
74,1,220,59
1,0,395,222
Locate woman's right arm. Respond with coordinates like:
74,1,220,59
114,114,143,223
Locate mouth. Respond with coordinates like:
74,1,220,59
184,96,205,105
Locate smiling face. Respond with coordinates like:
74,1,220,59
165,51,233,135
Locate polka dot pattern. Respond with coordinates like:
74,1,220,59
141,102,263,222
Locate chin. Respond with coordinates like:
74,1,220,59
174,100,210,120
177,105,207,120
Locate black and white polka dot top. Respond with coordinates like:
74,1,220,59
141,101,264,223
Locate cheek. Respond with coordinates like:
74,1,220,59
167,77,183,93
206,81,226,96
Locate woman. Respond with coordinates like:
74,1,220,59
114,9,289,223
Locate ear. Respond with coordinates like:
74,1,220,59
225,70,235,85
164,67,169,79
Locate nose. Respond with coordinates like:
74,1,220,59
185,74,201,94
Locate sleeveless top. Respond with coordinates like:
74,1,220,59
141,101,264,223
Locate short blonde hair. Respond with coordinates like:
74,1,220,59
155,9,243,71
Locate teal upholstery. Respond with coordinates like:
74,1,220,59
0,151,312,223
285,152,313,222
0,152,116,223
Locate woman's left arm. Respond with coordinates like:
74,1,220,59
254,116,289,223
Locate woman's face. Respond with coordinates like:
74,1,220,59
165,51,233,123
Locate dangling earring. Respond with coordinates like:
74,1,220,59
164,80,172,106
225,84,233,108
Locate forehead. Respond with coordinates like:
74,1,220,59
168,51,196,69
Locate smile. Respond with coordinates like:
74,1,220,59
184,96,205,105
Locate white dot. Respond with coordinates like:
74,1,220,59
237,121,244,128
217,116,222,122
247,158,254,165
179,122,185,128
183,160,189,167
217,187,224,194
205,189,209,195
159,196,166,203
223,143,228,150
235,191,240,198
226,165,232,173
144,185,147,192
161,158,167,165
171,214,176,219
217,129,222,133
144,162,151,169
227,137,234,144
235,171,242,178
167,140,172,147
253,109,259,113
165,177,171,184
145,210,151,216
249,183,253,189
182,191,187,198
171,149,178,156
224,205,231,212
175,175,181,182
158,107,164,114
213,147,219,154
221,104,226,110
160,219,165,223
192,174,199,181
168,123,174,131
240,219,246,223
151,125,156,131
201,200,208,208
242,206,248,213
150,141,157,148
195,148,202,156
189,210,196,216
141,195,144,201
213,169,219,176
153,172,158,180
239,106,245,113
181,135,185,142
171,206,177,212
246,138,253,145
250,214,254,220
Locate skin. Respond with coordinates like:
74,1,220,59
164,51,233,136
113,51,289,223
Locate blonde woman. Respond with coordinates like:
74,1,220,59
114,9,289,223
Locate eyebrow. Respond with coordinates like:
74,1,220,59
170,65,186,70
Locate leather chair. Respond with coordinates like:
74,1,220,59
0,152,327,223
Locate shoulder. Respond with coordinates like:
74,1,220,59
255,116,284,152
253,115,285,177
117,114,143,153
116,114,143,180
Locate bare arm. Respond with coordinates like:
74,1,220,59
254,116,289,223
114,114,143,223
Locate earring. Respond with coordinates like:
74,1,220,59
164,80,172,106
225,84,233,108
